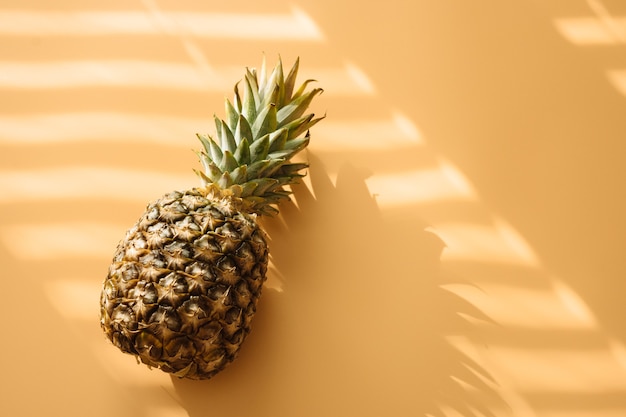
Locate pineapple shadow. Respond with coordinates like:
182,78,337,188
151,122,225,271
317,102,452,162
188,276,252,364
171,154,505,417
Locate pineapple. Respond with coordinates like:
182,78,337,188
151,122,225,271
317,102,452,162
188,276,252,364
100,58,323,380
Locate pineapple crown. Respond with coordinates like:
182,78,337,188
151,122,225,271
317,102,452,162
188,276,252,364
195,57,324,215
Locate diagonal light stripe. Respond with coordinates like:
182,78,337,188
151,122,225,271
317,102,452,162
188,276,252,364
606,69,626,96
433,216,541,266
0,60,223,90
1,222,126,260
0,112,207,145
314,111,422,149
554,17,620,45
586,0,626,43
45,279,102,320
0,111,412,146
0,7,324,40
0,61,371,95
292,62,376,96
0,167,192,204
365,157,478,206
447,281,595,329
487,346,626,392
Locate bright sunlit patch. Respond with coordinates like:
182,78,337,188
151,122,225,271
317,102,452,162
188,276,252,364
491,216,540,267
314,113,422,150
0,167,191,204
554,17,617,44
0,10,155,36
391,111,422,142
488,346,626,392
0,60,367,95
551,278,597,327
0,112,207,145
438,157,478,198
344,62,376,94
220,61,375,97
366,168,476,207
0,8,324,40
444,283,596,329
366,158,477,207
1,222,125,260
587,0,626,42
179,6,323,40
434,220,542,267
0,60,223,90
45,280,101,320
300,62,376,96
608,338,626,371
606,69,626,96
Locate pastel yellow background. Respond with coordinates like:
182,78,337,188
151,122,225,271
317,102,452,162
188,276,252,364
2,0,626,416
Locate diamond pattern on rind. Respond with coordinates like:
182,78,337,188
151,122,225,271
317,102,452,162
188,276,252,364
100,188,268,379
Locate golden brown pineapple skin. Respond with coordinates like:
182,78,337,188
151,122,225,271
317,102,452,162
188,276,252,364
100,188,268,380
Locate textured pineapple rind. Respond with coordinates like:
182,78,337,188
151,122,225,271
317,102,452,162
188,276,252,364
100,187,269,380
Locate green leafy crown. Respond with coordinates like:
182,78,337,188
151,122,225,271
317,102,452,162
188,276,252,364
195,57,324,215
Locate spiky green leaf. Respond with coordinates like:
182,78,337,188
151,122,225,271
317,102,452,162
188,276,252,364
215,116,236,153
224,99,238,131
229,165,248,184
193,169,211,186
246,158,284,179
277,87,323,125
249,134,270,162
234,114,253,146
258,159,286,178
196,133,222,163
260,205,279,216
268,149,297,160
267,128,288,153
242,75,257,123
232,82,242,113
283,57,299,105
261,82,280,110
193,58,323,216
240,180,259,197
265,58,285,105
251,103,277,140
245,68,260,108
277,162,308,176
293,79,318,100
234,137,251,165
214,114,222,137
284,134,310,152
286,114,325,140
217,172,233,189
250,178,280,196
228,184,244,198
219,150,239,173
195,150,210,173
206,161,223,182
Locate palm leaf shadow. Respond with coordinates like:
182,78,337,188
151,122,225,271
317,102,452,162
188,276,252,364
266,153,508,416
170,153,508,417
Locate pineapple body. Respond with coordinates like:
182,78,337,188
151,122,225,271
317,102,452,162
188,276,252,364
100,58,322,380
100,188,268,379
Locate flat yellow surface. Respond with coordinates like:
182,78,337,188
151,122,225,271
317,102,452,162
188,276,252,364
2,1,626,416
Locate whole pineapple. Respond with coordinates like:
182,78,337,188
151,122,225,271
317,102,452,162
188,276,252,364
100,58,323,380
